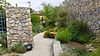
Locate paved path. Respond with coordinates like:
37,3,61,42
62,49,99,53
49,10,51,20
23,33,54,56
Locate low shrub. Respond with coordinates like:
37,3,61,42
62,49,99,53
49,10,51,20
32,24,41,33
44,31,55,38
56,29,72,43
11,42,27,53
60,52,70,56
78,35,91,44
90,47,100,56
0,32,8,55
68,20,94,44
92,38,100,48
77,47,100,56
90,38,100,56
0,32,7,48
0,47,9,55
72,48,91,56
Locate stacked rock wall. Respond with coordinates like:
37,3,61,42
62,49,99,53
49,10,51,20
68,0,100,36
6,7,33,48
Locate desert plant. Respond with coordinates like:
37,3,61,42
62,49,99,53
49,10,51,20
56,29,72,43
11,42,26,53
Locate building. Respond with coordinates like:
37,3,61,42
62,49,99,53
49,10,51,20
33,11,45,21
0,10,6,33
0,4,33,48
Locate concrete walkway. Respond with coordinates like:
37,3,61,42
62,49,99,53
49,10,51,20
23,33,54,56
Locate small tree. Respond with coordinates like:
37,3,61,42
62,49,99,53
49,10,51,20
42,3,69,28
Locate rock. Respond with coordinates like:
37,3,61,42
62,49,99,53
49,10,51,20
6,7,33,48
85,44,96,52
53,40,63,56
68,0,99,35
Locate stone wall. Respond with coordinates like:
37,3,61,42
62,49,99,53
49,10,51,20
67,0,100,36
6,7,33,48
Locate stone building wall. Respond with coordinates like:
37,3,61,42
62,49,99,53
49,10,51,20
6,7,33,48
67,0,100,36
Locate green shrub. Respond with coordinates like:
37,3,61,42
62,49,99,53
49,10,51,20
79,35,92,44
0,47,9,55
56,29,72,43
60,52,70,56
0,32,7,48
68,20,94,43
90,38,100,56
72,48,91,56
92,38,100,48
44,31,55,38
72,47,100,56
32,24,41,33
11,42,26,53
77,47,100,56
90,47,100,56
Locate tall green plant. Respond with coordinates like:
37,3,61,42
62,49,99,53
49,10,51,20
31,14,40,24
56,29,72,43
11,41,27,53
68,20,94,43
0,32,7,48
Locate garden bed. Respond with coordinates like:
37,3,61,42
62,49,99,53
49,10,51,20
61,42,86,56
60,42,97,56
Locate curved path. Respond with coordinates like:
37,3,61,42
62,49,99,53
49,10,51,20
23,33,54,56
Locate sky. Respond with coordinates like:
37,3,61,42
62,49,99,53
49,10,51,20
6,0,64,11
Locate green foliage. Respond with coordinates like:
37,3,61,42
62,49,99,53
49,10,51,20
56,20,94,44
42,3,69,28
79,35,91,44
68,20,94,43
31,14,41,33
56,29,72,43
92,38,100,48
0,47,9,55
72,48,91,56
90,38,100,56
31,14,40,24
42,4,56,28
73,48,100,56
0,1,11,10
32,24,41,33
0,32,7,48
0,1,3,10
56,7,69,28
30,8,33,13
0,5,4,10
0,32,8,55
44,31,55,38
60,52,69,56
90,48,100,56
11,42,27,53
